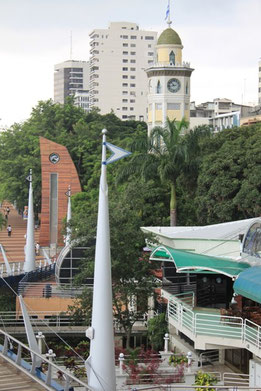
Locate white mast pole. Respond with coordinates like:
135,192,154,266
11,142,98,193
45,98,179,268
24,169,36,272
86,128,116,391
65,185,71,247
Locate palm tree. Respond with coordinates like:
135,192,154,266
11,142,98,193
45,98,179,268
119,119,212,226
119,118,190,226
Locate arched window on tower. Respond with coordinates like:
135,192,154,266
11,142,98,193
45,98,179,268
156,80,161,94
186,82,189,94
169,51,175,65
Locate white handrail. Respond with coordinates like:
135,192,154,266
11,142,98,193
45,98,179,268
0,328,92,390
0,244,11,275
168,294,261,356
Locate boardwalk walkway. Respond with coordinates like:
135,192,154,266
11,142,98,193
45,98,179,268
0,357,48,391
0,202,40,265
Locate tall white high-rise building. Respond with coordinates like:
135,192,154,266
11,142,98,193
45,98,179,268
54,60,90,112
89,22,157,121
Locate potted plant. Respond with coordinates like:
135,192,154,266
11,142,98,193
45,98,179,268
169,354,188,366
195,371,218,391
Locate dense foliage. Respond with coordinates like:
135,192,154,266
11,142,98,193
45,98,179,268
0,99,260,344
147,313,168,351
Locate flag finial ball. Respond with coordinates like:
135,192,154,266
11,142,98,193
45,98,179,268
102,128,108,135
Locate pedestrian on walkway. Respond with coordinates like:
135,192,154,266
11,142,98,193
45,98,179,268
6,206,10,215
7,225,12,237
35,242,40,255
4,211,8,220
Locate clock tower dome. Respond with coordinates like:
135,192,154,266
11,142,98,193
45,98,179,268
146,21,194,134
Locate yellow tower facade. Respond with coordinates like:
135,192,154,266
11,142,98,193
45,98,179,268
146,27,194,134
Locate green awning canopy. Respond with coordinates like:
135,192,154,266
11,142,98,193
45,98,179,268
150,245,250,279
234,266,261,304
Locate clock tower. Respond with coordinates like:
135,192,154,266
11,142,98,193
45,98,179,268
146,22,194,134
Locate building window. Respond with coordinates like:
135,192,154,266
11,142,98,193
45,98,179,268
122,75,128,79
148,60,153,64
148,44,152,48
122,107,128,111
122,83,128,87
130,99,135,103
122,51,128,55
130,75,136,79
130,67,136,71
167,103,181,110
122,35,128,39
130,83,136,87
130,44,136,47
123,59,128,63
130,51,136,55
130,35,137,39
123,43,128,47
122,91,128,95
156,80,161,94
155,103,162,110
169,51,175,65
122,115,128,119
186,82,189,94
130,107,134,111
148,52,154,56
145,36,154,40
122,99,128,102
130,59,136,63
122,67,128,71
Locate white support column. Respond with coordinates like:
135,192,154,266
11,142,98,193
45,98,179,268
65,185,71,247
86,129,116,391
24,169,35,272
36,332,45,354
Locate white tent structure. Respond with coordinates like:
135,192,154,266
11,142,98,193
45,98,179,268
142,218,261,262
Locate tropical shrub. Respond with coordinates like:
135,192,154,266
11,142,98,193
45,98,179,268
195,371,218,391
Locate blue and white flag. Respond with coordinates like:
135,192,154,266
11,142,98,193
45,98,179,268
105,142,131,165
165,1,170,21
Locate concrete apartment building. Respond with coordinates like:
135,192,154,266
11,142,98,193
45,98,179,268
190,98,254,131
89,22,157,121
54,60,90,112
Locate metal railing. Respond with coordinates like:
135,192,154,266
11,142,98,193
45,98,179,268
0,311,88,331
0,310,154,332
18,264,56,295
168,293,261,355
0,259,53,279
199,350,219,367
18,282,82,298
0,328,92,391
223,372,249,387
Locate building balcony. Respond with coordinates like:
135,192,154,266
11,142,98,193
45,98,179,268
166,290,261,359
147,61,191,69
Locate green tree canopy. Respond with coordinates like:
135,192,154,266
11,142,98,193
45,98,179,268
195,125,261,224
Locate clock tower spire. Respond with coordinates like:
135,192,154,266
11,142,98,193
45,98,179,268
146,18,194,134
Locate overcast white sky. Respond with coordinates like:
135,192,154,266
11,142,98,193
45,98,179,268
0,0,260,127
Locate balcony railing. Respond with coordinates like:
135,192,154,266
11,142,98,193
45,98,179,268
167,292,261,356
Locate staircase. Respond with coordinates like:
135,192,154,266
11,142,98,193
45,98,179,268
0,202,41,265
0,358,48,391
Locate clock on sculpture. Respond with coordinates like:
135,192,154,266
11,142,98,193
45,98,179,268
167,78,181,93
49,153,60,164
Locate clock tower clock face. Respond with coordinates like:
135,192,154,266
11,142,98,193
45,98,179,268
167,78,181,93
49,153,60,164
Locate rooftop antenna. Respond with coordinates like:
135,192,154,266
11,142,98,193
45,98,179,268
165,0,172,28
70,30,73,60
